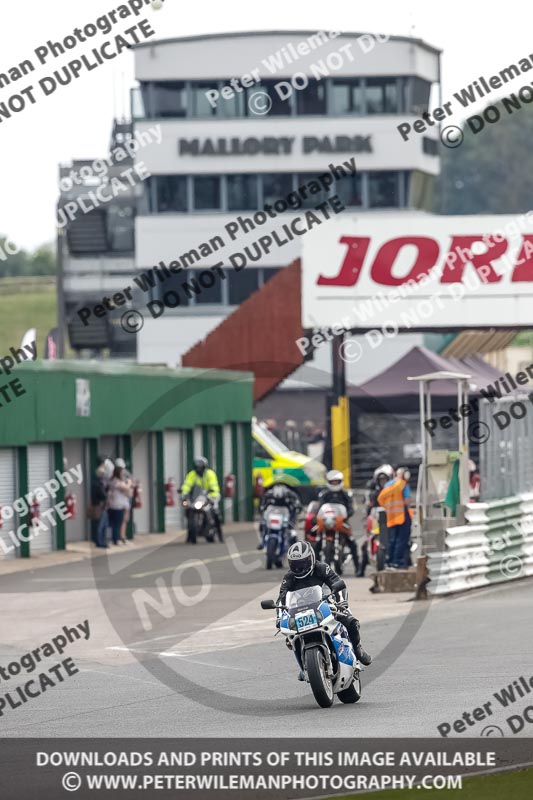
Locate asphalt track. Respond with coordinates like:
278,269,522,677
1,527,532,738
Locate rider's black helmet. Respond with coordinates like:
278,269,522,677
287,541,315,579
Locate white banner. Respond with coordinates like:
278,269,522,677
302,212,533,331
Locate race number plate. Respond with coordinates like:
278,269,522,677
295,610,319,631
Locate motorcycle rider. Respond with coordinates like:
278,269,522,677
365,464,394,516
257,481,301,550
181,457,223,543
276,541,372,679
315,469,360,575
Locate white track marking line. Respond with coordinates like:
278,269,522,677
131,549,260,579
106,646,252,671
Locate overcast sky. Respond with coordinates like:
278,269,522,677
0,0,530,251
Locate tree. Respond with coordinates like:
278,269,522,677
435,101,533,214
0,239,55,277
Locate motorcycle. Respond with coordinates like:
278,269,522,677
359,507,386,576
315,502,351,575
262,505,292,569
182,485,217,543
261,584,362,709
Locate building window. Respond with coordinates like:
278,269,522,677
297,173,333,208
335,174,363,207
256,80,293,115
188,269,223,304
227,174,258,211
261,267,280,285
296,80,327,115
228,269,260,305
193,176,221,210
156,176,187,212
411,77,432,115
152,81,187,118
368,171,399,207
366,78,399,113
192,82,219,117
331,79,363,114
153,273,191,306
262,173,294,206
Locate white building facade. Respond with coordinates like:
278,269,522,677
131,30,441,381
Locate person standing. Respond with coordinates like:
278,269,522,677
107,464,133,546
114,457,133,543
377,467,412,569
90,459,109,548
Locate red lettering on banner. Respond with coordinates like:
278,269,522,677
317,237,370,286
440,236,506,282
370,237,439,286
512,235,533,281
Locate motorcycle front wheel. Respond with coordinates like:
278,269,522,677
305,647,334,708
338,672,362,704
266,537,277,569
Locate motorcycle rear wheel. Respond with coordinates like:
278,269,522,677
306,647,334,708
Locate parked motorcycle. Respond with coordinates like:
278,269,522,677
182,485,217,543
261,585,362,709
315,502,351,575
262,505,292,569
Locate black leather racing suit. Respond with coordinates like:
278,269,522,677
316,488,359,571
276,562,365,660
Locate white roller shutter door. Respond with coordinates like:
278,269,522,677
163,430,184,531
62,439,87,542
27,444,54,554
193,427,203,459
223,424,233,523
0,448,18,560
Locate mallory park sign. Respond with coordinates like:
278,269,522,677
178,135,373,156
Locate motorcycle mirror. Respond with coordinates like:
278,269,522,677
261,599,276,609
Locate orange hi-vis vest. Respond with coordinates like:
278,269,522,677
378,478,406,527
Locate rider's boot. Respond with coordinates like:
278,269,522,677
355,644,372,666
297,669,305,681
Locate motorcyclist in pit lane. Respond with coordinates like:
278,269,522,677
181,456,223,543
257,481,302,550
316,470,360,575
276,541,372,680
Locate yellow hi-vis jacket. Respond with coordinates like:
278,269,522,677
377,478,407,527
181,469,220,498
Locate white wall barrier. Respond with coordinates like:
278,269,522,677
428,493,533,595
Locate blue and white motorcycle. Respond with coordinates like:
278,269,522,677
261,585,362,708
262,505,292,570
